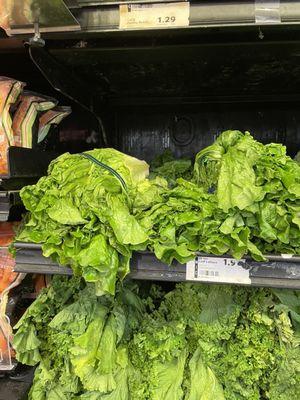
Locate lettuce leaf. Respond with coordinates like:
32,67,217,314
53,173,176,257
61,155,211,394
151,349,187,400
186,348,224,400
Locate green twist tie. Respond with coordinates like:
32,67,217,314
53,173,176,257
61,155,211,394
79,153,127,192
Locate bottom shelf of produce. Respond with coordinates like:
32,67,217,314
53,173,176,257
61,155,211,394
13,242,300,289
12,261,300,400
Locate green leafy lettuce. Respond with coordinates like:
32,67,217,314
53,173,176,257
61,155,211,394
16,133,300,293
14,278,144,400
13,277,300,400
150,150,192,187
16,149,159,295
129,283,300,400
137,131,300,262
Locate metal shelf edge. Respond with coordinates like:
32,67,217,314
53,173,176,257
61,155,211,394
14,263,73,275
13,244,300,289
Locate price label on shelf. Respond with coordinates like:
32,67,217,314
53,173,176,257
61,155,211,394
186,256,251,285
119,2,190,30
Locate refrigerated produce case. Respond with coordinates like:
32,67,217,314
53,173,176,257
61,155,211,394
1,1,300,398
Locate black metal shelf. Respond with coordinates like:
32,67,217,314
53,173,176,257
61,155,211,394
131,252,300,289
14,242,300,289
14,242,73,276
0,147,57,181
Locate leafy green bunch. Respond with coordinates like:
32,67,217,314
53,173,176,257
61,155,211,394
14,277,145,400
16,149,164,295
16,132,300,291
138,131,300,262
13,278,300,400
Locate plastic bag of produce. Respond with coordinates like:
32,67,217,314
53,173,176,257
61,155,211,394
12,91,57,148
0,222,24,371
0,222,20,294
0,248,17,295
0,270,25,371
0,77,24,174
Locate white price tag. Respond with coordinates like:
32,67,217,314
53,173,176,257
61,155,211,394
119,2,190,30
186,256,251,285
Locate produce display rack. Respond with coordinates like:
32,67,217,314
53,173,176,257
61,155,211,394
0,147,57,180
14,242,300,289
2,1,300,399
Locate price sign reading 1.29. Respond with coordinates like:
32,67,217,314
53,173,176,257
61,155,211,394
157,16,176,24
119,3,190,30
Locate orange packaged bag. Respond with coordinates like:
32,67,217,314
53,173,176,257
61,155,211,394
0,221,18,246
0,249,17,294
0,77,24,174
0,222,19,294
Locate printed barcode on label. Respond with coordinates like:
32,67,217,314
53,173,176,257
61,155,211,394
129,4,153,9
198,269,219,277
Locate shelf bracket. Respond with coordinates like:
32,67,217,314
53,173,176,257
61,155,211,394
28,21,45,48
